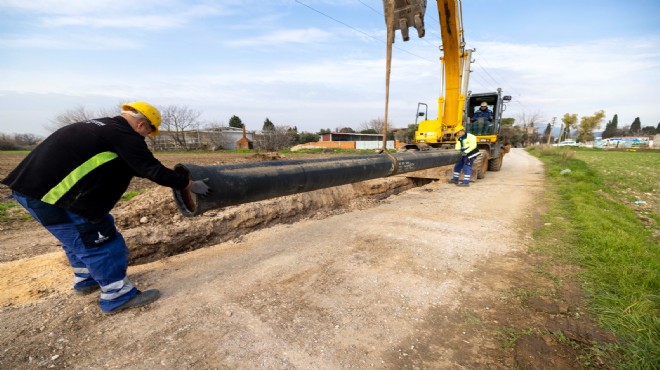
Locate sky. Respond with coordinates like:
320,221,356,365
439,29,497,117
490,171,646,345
1,0,659,137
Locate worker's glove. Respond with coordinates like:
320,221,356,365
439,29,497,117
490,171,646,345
461,151,467,156
189,178,211,196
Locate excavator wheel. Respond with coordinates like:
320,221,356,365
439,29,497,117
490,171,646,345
475,149,489,180
488,152,504,171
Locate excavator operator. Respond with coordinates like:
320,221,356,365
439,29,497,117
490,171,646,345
470,102,494,135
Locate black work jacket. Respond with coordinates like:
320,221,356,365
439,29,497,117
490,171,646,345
2,116,188,221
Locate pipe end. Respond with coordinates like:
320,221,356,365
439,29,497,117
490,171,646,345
173,164,198,216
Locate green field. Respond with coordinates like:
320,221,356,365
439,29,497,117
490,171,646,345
528,146,659,369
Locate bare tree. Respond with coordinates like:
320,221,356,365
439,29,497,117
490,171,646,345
44,102,128,144
160,105,202,151
255,126,295,151
203,120,228,151
517,112,543,145
359,118,387,134
47,104,120,132
47,106,94,132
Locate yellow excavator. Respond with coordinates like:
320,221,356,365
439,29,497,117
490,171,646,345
385,0,511,179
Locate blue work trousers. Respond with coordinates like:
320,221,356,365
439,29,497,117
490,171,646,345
452,156,474,184
13,192,137,312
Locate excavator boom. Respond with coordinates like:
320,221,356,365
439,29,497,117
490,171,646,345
384,0,511,181
385,0,470,142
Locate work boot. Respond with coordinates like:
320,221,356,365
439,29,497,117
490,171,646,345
448,178,458,184
73,284,100,296
102,289,160,315
457,182,470,187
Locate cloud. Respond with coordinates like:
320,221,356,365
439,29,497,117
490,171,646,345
1,1,232,30
224,28,336,47
0,34,139,49
464,37,660,124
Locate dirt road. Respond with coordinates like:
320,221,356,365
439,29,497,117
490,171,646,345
0,149,613,369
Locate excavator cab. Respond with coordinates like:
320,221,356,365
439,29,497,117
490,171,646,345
465,89,511,139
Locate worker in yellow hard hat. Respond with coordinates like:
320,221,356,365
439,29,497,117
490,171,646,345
2,101,210,314
448,125,480,187
470,101,494,135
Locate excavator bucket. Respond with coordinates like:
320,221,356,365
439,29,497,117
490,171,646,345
383,0,427,42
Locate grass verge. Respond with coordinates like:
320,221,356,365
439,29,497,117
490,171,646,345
527,145,659,369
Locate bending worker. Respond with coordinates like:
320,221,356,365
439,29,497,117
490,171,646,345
2,102,210,314
448,125,480,187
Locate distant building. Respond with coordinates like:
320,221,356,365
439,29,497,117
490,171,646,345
293,132,394,151
147,127,256,151
236,126,254,150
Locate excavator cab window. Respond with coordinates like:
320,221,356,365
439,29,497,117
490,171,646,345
467,98,497,136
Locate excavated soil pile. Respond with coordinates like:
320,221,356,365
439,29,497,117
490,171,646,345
115,175,425,265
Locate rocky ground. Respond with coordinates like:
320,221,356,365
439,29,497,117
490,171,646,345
0,149,616,369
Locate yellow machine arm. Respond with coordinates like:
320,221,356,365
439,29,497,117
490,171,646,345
385,0,472,145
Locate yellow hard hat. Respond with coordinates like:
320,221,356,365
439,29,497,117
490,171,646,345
454,125,465,134
122,101,161,136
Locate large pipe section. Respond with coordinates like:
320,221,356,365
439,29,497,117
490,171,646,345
172,151,460,216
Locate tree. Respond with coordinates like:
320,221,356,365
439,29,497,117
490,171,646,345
0,133,43,150
517,112,543,145
203,120,229,151
602,114,618,139
13,133,41,147
299,132,320,144
641,126,656,135
630,117,641,134
262,118,275,132
287,126,300,144
577,110,605,142
498,118,516,145
656,122,660,133
561,113,578,140
48,104,118,132
543,123,552,144
318,128,331,135
393,124,416,144
159,105,202,151
359,118,386,135
229,115,244,128
255,126,295,151
338,127,355,133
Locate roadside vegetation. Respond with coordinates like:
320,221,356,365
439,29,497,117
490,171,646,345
528,145,659,369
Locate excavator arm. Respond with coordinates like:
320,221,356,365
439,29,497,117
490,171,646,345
385,0,471,145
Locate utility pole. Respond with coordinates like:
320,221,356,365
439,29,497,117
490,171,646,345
547,117,556,145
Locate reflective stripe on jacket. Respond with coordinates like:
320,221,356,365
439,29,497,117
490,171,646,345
455,133,480,159
2,116,188,221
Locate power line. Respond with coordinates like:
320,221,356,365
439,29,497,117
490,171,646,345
294,0,436,63
297,0,530,113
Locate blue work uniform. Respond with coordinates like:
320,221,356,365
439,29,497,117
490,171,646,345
452,132,480,184
2,116,188,312
471,107,494,134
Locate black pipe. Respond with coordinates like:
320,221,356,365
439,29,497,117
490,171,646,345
172,151,460,216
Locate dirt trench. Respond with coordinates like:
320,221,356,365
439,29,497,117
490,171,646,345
116,174,433,265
